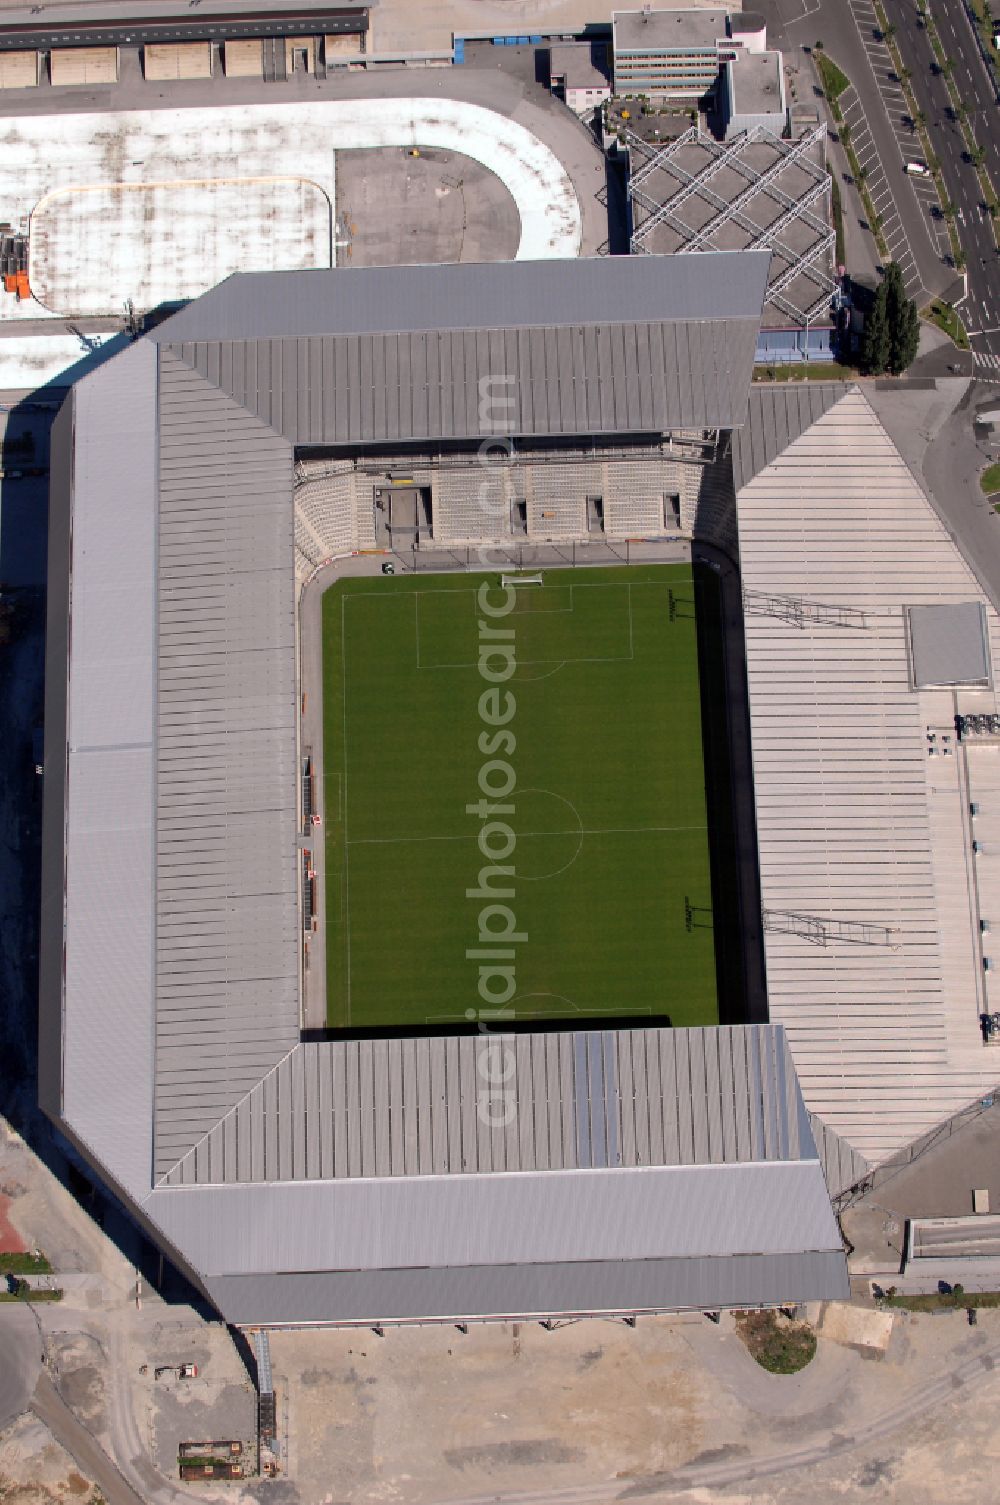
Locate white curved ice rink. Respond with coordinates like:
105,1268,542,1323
0,96,582,326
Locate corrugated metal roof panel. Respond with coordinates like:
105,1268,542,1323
731,381,846,490
205,1248,850,1327
60,340,159,1202
171,320,760,447
157,255,766,446
150,1157,843,1277
168,1025,813,1187
154,255,770,345
153,353,299,1180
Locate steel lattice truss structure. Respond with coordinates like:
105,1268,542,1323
627,124,838,328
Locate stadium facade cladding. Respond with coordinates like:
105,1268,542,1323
0,0,368,53
40,253,849,1327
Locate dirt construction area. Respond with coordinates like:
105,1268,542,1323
268,1306,1000,1505
276,1317,712,1497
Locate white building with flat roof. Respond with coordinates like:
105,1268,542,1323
612,5,767,99
549,40,612,113
613,7,728,97
721,49,786,137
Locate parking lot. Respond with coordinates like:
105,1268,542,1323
846,0,952,274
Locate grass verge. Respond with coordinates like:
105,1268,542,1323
0,1287,63,1302
814,50,849,109
734,1310,817,1373
924,299,970,348
753,362,856,381
980,462,1000,495
829,169,846,265
0,1252,52,1275
885,1289,1000,1311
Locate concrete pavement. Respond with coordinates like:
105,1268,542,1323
867,377,1000,609
31,1374,145,1505
0,1306,42,1432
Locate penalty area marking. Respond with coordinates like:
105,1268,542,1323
324,770,342,823
422,997,656,1024
409,582,635,671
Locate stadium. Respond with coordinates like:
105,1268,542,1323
41,249,1000,1328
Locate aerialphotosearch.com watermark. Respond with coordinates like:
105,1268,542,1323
467,373,523,1130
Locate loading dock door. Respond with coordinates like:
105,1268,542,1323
144,43,212,80
284,36,315,73
0,51,38,89
50,47,119,85
224,39,263,77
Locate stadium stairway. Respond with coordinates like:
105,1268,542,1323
527,462,597,541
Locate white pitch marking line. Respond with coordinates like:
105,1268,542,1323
347,824,710,847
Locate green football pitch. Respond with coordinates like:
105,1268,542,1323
321,564,719,1032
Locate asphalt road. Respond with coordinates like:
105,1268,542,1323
880,0,1000,362
770,0,955,300
0,1304,42,1431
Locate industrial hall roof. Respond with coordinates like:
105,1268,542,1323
39,254,846,1326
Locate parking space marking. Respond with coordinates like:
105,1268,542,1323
843,0,956,295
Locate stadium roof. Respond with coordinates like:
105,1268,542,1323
40,255,847,1325
737,386,1000,1178
153,256,771,447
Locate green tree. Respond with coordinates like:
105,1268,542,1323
884,261,920,373
861,262,920,375
861,285,892,374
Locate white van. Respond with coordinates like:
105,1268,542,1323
905,160,930,176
